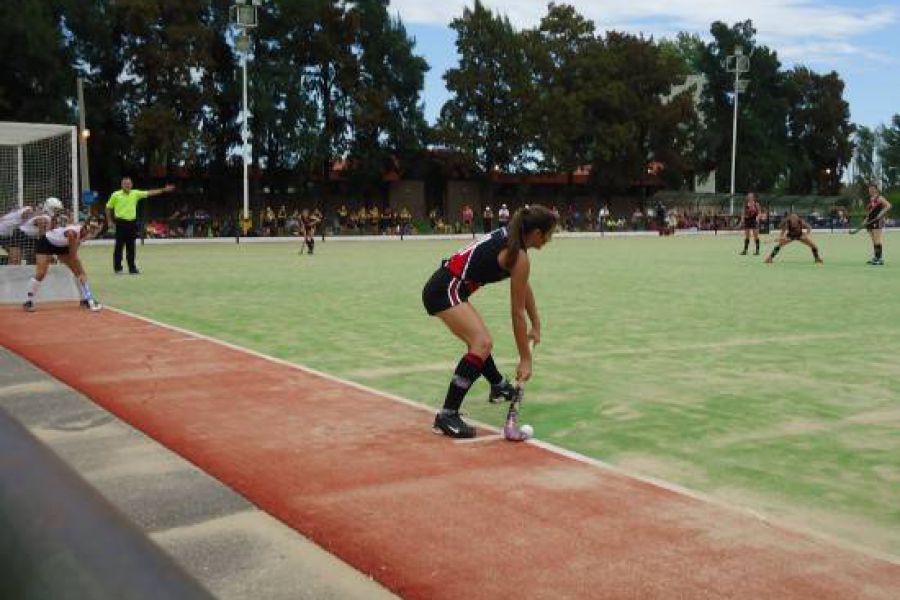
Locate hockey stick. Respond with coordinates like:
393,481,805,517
503,381,531,441
503,342,536,442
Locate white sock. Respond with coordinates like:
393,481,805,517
27,277,41,298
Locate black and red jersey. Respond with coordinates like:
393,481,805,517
868,198,885,221
444,228,511,293
744,202,759,220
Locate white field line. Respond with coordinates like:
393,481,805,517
81,227,900,246
106,305,900,567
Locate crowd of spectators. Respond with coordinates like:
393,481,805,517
98,199,881,240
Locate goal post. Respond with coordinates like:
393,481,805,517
0,122,81,303
0,122,78,223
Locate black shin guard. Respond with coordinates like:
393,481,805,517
482,355,503,386
443,353,484,412
755,239,760,253
875,244,883,259
743,239,749,252
769,245,782,259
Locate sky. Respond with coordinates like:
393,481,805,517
392,0,899,131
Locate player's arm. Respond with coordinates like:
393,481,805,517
801,219,813,233
509,250,533,381
524,282,541,346
105,195,116,227
877,197,892,220
146,184,176,197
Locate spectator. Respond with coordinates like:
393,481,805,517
462,204,474,234
277,205,287,235
498,203,510,228
483,205,494,232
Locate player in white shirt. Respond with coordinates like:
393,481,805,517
24,220,104,312
0,197,63,264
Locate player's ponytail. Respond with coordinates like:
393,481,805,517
504,204,557,269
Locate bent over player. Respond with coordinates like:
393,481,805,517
422,205,557,438
765,213,822,264
24,221,104,312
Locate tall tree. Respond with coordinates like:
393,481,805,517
784,67,854,194
524,3,595,198
581,31,696,195
114,0,215,175
0,0,73,122
437,0,531,192
346,0,428,197
853,125,878,189
696,20,790,194
879,115,900,189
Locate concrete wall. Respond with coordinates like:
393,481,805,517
388,181,425,220
446,181,485,222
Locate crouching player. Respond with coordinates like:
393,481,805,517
24,220,104,312
765,213,823,264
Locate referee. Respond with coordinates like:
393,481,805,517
105,177,174,274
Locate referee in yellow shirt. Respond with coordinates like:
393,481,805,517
105,176,175,274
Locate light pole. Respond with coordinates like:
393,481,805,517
230,1,260,220
726,47,750,215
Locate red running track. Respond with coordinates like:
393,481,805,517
2,305,899,599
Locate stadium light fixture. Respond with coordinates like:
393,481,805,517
726,46,750,215
231,2,259,220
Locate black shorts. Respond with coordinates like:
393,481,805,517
422,266,470,316
35,236,69,256
787,231,803,241
744,217,758,229
0,229,31,249
867,221,882,231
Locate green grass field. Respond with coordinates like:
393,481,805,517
79,232,900,556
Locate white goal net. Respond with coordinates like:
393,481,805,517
0,122,78,266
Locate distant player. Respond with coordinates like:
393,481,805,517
739,192,761,255
298,208,321,255
863,183,891,265
764,213,823,264
24,220,104,312
422,205,557,438
0,197,63,264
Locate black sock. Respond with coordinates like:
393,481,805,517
755,239,760,253
875,244,883,259
443,353,484,412
307,239,314,252
743,239,749,252
769,246,781,259
812,247,820,260
482,355,503,386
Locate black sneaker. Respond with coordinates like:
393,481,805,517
488,379,519,403
739,250,747,255
129,268,141,275
80,299,102,312
432,411,476,439
23,300,35,312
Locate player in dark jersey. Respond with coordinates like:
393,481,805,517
765,213,822,264
739,192,761,255
422,205,557,438
863,183,891,265
298,208,321,255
